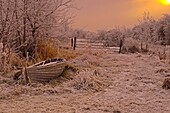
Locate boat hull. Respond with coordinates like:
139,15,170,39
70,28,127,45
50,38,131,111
26,59,66,82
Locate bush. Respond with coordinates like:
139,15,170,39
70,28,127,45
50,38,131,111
122,38,140,53
128,45,140,53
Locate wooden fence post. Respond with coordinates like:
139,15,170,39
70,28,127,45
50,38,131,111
119,39,123,54
71,37,73,48
73,37,77,50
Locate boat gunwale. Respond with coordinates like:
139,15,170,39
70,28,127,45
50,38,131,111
27,58,66,69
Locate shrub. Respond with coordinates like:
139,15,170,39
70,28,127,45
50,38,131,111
128,45,140,53
122,38,140,53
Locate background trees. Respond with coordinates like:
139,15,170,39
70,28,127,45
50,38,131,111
158,14,170,45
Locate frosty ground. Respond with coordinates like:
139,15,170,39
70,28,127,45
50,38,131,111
0,52,170,113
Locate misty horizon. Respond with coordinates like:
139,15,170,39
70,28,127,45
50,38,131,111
72,0,170,31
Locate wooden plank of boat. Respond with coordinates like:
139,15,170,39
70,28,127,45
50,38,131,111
30,77,52,82
27,65,65,72
28,72,63,79
28,67,65,74
28,67,65,73
29,71,65,82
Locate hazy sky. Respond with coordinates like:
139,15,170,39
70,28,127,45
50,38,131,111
72,0,170,31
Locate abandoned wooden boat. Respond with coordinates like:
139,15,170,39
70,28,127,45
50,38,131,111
25,58,66,82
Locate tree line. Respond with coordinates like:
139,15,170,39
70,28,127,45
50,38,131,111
73,12,170,52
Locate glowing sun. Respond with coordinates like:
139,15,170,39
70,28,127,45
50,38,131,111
160,0,170,5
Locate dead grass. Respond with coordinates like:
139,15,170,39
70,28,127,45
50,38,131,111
68,70,106,92
57,49,80,60
70,53,102,69
9,52,31,68
0,51,29,73
37,39,79,61
149,45,170,64
37,39,59,61
162,77,170,89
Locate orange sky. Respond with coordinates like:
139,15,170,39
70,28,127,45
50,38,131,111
72,0,170,31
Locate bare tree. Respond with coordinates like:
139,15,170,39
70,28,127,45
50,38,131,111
23,0,73,59
0,0,16,72
0,0,74,72
158,14,170,45
132,12,156,51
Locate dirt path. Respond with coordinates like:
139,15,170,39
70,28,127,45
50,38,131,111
0,54,170,113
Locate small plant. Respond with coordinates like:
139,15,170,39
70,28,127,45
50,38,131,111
162,78,170,89
158,51,166,60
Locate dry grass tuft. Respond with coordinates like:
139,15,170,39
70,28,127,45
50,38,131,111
0,51,30,72
37,39,79,61
68,70,106,92
158,51,166,61
162,77,170,89
9,52,31,68
37,39,59,61
57,49,80,60
155,68,168,73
